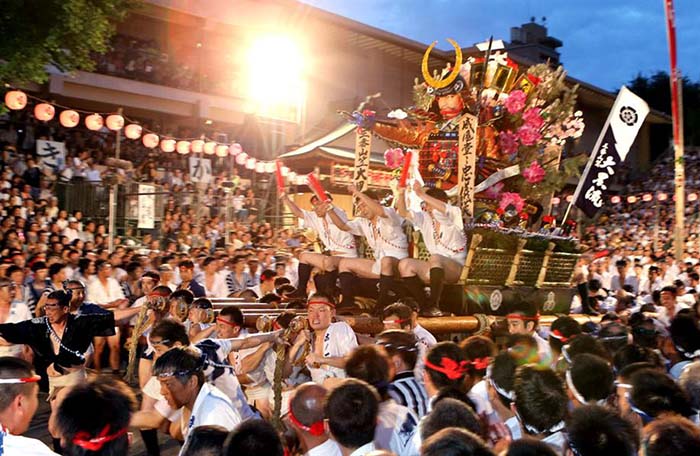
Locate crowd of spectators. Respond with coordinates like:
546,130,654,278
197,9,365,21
92,33,241,98
3,93,700,455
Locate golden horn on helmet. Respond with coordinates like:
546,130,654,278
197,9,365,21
421,39,463,90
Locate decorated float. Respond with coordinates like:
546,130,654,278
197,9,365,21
340,39,588,315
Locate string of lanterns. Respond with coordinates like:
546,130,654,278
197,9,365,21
4,89,292,176
550,191,699,207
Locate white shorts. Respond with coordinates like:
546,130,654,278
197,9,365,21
371,249,409,275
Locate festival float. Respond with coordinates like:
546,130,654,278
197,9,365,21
340,39,589,316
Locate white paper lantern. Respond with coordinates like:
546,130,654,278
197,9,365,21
60,110,80,128
85,114,104,131
215,145,229,157
235,152,248,165
160,139,176,152
642,193,653,202
689,193,698,202
288,171,297,181
610,196,621,204
295,175,305,186
264,162,276,173
204,142,217,155
281,166,290,177
230,143,242,155
142,133,159,148
124,124,142,140
255,161,265,173
191,140,204,153
657,193,668,201
4,90,27,110
106,114,124,131
246,157,256,170
33,103,55,122
176,141,191,155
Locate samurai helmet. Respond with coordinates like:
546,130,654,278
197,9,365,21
422,39,465,96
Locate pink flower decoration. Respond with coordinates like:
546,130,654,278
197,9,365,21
504,90,526,114
383,148,405,169
522,161,546,184
499,192,526,213
522,107,544,129
483,182,504,199
499,130,519,155
517,124,542,146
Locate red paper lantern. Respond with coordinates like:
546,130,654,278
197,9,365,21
106,114,124,131
59,110,80,128
204,142,217,155
85,114,104,131
176,141,191,155
215,145,229,157
33,103,55,122
610,195,621,204
160,139,176,152
191,140,204,153
142,133,159,149
551,197,561,205
4,90,27,110
124,124,142,140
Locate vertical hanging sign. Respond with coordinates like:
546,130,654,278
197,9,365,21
457,113,478,218
353,127,372,214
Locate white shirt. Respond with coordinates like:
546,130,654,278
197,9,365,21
468,379,494,416
374,400,419,456
534,332,552,366
413,324,437,381
309,322,358,384
303,208,357,258
0,302,33,357
306,438,342,456
202,273,229,298
610,274,639,294
180,383,242,453
349,442,377,456
345,207,408,260
87,277,125,306
62,227,80,243
0,427,58,455
409,204,467,264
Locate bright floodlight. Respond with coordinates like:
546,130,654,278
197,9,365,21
246,35,305,112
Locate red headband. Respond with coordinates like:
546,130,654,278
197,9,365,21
0,375,41,384
216,317,240,328
506,313,540,321
424,356,468,380
549,329,569,343
307,300,335,309
469,357,490,370
73,425,128,452
382,318,409,325
287,401,325,436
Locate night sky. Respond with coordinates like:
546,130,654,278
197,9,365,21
304,0,699,92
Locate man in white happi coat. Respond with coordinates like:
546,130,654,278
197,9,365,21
280,192,358,300
0,357,57,455
397,182,467,317
325,185,409,310
289,293,358,386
